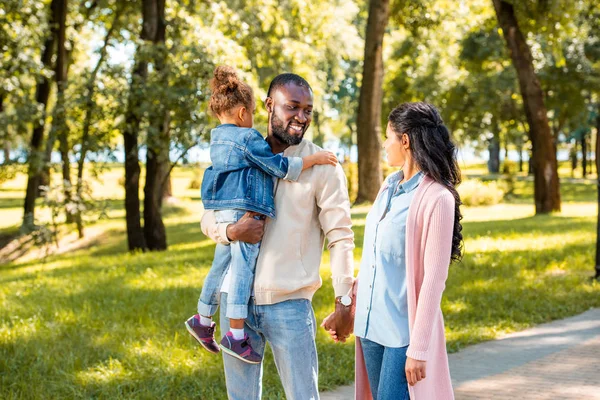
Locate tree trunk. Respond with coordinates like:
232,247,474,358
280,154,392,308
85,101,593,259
53,0,72,223
312,110,324,147
22,0,59,229
503,136,509,172
488,129,501,174
163,174,172,199
517,140,524,172
123,0,163,251
0,96,8,164
582,134,588,178
143,0,169,251
492,0,561,213
3,143,9,165
570,140,578,178
355,0,389,203
595,108,600,280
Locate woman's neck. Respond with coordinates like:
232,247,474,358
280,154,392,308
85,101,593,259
401,159,420,183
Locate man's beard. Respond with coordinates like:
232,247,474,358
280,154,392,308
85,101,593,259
271,113,304,146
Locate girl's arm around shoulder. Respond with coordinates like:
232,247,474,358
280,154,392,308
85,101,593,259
241,128,303,181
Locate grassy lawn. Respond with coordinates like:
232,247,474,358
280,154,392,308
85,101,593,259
1,167,599,399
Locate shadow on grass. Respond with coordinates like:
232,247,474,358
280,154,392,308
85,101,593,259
0,197,23,209
463,215,595,239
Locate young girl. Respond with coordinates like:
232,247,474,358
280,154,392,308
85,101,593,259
185,66,337,364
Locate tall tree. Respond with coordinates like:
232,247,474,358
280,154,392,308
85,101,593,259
123,1,156,251
52,0,71,222
355,0,390,203
492,0,561,213
42,0,98,192
595,107,600,280
22,0,59,230
143,0,169,251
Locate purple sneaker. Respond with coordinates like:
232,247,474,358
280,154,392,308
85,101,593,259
219,331,262,364
185,314,220,354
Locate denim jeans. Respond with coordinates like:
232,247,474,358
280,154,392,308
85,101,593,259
197,210,260,320
358,337,410,400
219,293,319,400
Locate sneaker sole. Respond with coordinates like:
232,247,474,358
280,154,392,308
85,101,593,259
219,344,261,365
185,321,220,354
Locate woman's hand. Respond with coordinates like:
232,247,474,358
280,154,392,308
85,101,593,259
405,357,426,386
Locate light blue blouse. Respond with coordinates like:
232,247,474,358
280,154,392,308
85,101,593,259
354,170,423,348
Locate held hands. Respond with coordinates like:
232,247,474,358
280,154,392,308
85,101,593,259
320,302,355,343
405,357,426,386
320,280,357,343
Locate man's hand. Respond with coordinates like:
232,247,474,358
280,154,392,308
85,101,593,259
226,212,266,243
321,301,355,343
405,357,426,386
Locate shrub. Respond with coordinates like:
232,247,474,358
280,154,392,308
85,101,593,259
188,168,202,190
0,164,22,184
458,179,505,206
342,159,358,203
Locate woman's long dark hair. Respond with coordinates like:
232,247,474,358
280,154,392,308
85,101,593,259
388,102,463,262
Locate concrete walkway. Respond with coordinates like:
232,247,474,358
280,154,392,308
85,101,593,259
321,308,600,400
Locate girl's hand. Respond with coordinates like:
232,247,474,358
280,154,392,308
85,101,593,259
312,151,338,166
405,357,426,386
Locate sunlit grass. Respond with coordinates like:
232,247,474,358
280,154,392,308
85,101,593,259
1,168,599,398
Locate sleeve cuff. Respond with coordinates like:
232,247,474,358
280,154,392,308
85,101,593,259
282,157,303,182
217,223,232,245
332,277,354,298
406,347,428,361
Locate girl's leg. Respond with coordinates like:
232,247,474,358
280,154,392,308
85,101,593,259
197,243,232,318
377,345,410,400
225,238,260,321
358,337,385,399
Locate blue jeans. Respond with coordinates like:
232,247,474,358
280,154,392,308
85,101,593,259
358,337,409,400
219,293,319,400
197,210,260,320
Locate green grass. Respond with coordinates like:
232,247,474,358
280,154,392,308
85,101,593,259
1,169,599,399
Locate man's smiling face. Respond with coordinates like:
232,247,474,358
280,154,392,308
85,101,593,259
267,83,313,146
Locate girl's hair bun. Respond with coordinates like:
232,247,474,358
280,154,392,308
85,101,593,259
209,66,254,116
210,65,240,94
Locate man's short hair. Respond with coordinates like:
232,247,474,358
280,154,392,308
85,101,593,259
267,73,312,97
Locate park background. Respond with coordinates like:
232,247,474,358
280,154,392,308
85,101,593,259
1,0,600,398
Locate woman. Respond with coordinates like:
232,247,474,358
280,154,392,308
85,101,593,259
353,102,463,400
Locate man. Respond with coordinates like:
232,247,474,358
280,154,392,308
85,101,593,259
199,73,355,399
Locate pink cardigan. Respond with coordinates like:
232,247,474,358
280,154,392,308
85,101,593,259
355,175,455,400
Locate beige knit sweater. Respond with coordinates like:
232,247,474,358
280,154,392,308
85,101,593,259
201,139,355,305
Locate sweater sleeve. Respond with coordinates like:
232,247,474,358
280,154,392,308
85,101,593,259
200,210,231,245
315,163,355,297
406,191,455,361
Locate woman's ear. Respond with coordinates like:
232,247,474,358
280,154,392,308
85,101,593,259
402,133,410,150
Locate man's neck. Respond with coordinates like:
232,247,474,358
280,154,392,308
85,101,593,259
266,135,290,154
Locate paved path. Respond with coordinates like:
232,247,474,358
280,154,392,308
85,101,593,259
321,308,600,399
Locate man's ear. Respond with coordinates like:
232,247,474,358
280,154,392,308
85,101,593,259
265,97,273,113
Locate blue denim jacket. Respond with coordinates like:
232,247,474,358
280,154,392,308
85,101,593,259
201,124,303,219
